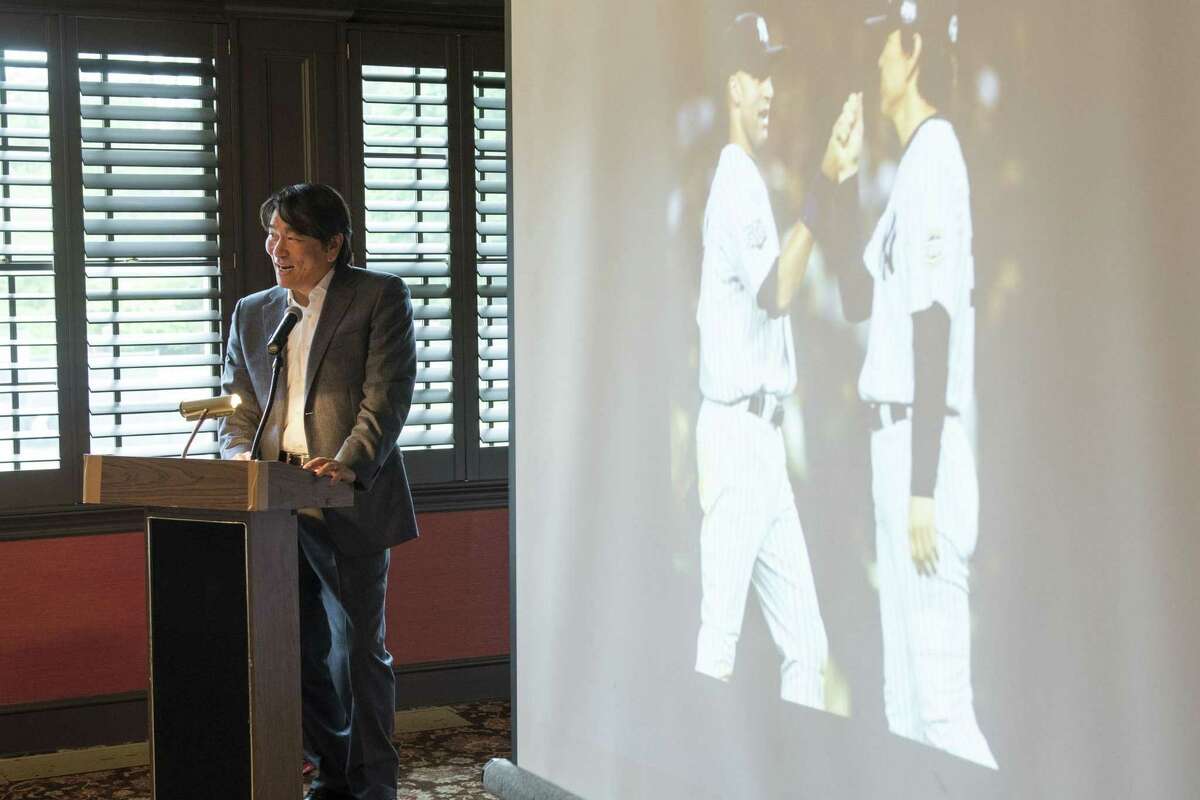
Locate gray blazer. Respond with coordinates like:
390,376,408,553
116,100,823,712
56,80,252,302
219,266,419,553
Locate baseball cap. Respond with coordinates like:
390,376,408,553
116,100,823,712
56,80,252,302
865,0,959,46
722,12,785,79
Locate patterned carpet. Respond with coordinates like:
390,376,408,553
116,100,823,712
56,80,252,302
0,700,510,800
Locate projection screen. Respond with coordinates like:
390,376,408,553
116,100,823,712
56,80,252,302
511,1,1200,797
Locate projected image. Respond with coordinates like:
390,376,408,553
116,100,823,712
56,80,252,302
687,0,997,768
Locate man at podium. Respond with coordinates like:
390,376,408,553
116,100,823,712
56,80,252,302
218,182,419,800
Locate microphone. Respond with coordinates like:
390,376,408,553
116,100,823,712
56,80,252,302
266,306,302,355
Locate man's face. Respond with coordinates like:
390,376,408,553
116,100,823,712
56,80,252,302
877,28,915,118
732,70,774,151
264,211,339,295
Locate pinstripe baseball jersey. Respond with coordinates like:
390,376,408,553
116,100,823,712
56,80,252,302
858,118,975,413
697,144,797,403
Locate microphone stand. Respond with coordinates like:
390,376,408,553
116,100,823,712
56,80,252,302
250,350,285,461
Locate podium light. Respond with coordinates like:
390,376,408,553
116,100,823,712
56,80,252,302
178,394,242,458
179,393,242,421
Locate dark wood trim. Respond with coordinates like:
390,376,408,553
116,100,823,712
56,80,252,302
0,479,506,540
0,505,145,540
411,478,508,511
0,656,509,757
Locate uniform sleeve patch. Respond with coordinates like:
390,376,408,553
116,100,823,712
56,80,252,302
745,218,768,251
924,228,945,266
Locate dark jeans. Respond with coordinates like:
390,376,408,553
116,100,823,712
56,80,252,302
297,511,398,800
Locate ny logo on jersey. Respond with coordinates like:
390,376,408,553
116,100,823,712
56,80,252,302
745,218,768,250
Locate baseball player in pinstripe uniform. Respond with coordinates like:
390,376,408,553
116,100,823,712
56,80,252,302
693,12,836,710
811,0,997,767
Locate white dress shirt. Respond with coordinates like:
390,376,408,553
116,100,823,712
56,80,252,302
280,267,335,455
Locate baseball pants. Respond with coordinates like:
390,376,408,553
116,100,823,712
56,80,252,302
870,412,997,768
694,399,828,710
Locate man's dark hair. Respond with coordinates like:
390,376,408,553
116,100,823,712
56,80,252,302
259,183,353,270
901,27,957,111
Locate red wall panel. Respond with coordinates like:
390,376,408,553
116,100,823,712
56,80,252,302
0,508,508,707
0,533,149,706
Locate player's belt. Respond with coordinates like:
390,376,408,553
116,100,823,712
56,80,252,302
867,402,959,431
745,391,785,428
279,450,310,466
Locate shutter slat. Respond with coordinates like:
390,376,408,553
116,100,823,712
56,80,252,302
477,262,507,278
480,386,508,403
415,343,452,363
364,156,448,170
85,219,219,236
84,195,218,213
364,114,447,128
362,66,446,81
412,388,453,405
78,58,215,78
479,342,508,360
366,200,449,213
367,223,450,235
418,365,452,383
88,309,221,324
480,424,509,444
398,427,453,447
82,149,218,168
96,441,221,458
478,324,507,339
90,420,218,439
415,325,451,341
83,173,218,191
480,364,508,381
365,261,448,278
79,104,217,123
81,126,217,145
90,331,221,347
87,287,220,302
365,178,449,192
412,303,451,321
0,103,48,116
407,283,451,300
362,92,447,106
368,243,450,256
364,135,447,148
79,80,215,100
90,375,222,393
480,406,507,424
90,353,223,370
85,241,220,259
406,407,453,426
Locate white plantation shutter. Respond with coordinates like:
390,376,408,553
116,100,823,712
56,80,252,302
80,52,224,458
360,64,455,451
472,69,508,448
0,48,58,471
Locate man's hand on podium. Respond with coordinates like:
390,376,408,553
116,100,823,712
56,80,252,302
231,452,251,461
301,457,357,486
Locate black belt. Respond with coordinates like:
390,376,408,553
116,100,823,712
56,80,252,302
867,402,958,432
279,450,310,466
746,391,785,428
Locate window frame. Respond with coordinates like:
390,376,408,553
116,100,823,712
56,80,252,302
0,7,508,536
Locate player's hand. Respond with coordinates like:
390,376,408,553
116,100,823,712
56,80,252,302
821,92,864,184
231,451,251,461
908,495,939,576
301,456,357,485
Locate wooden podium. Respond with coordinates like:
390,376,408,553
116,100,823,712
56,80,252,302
82,455,353,800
